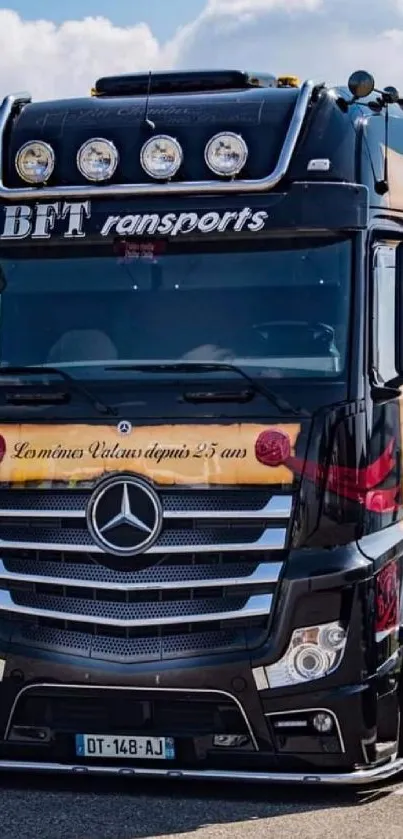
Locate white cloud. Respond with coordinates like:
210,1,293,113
0,2,403,103
0,10,161,100
171,0,403,91
207,0,322,12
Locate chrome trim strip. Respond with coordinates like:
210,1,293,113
0,526,287,554
0,559,282,591
167,496,293,521
0,759,401,785
0,590,272,628
5,684,258,749
264,708,345,753
0,495,292,521
0,509,85,519
0,83,313,199
376,650,400,678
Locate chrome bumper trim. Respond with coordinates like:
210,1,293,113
0,759,401,785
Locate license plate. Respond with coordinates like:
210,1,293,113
75,734,175,760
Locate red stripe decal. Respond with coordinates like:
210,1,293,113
327,439,396,492
288,440,398,510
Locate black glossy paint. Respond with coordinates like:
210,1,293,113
0,184,369,241
1,73,403,779
93,69,278,97
6,86,300,188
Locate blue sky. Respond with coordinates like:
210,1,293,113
1,0,403,101
2,0,205,38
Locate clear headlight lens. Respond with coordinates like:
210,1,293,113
77,138,119,181
264,622,347,688
205,132,248,177
140,135,183,180
15,141,55,184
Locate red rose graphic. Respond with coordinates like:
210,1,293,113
376,561,399,634
0,435,6,464
255,430,291,468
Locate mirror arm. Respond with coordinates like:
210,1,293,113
370,370,401,404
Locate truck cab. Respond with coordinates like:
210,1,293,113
0,68,401,784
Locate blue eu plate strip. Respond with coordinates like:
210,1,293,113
165,738,175,759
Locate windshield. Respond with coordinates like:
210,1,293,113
0,236,352,380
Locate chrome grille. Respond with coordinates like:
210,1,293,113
0,486,293,660
0,557,282,589
0,489,292,518
8,591,272,627
0,524,286,553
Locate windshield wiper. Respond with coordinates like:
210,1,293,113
0,365,116,416
106,361,306,417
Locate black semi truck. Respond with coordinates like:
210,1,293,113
0,68,400,785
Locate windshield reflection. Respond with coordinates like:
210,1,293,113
0,236,351,380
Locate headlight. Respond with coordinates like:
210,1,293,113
204,132,248,177
15,141,55,184
77,138,119,182
140,135,183,180
253,622,347,690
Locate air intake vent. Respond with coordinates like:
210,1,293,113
92,70,278,98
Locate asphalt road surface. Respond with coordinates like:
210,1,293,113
1,773,403,839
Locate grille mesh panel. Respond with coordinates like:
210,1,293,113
3,557,266,585
0,488,276,514
11,624,250,662
13,591,249,621
0,485,292,659
0,524,270,549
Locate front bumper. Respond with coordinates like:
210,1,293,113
0,533,400,786
0,647,400,786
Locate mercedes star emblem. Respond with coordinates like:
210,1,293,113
117,420,132,435
87,475,163,557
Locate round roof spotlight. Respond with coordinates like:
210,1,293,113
140,135,183,180
15,141,55,184
77,138,119,182
348,70,375,100
205,132,248,177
